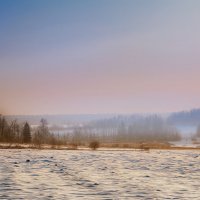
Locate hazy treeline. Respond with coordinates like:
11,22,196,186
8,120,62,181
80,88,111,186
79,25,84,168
69,115,181,144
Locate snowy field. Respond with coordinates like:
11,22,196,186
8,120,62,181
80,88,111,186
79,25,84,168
0,149,200,199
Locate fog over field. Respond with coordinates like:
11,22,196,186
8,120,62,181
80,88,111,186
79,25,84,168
6,108,200,136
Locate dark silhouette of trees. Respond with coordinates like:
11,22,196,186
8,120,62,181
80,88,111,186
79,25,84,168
0,116,8,142
0,116,23,143
22,122,31,143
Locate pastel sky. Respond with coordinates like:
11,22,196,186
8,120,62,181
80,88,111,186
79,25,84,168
1,0,200,115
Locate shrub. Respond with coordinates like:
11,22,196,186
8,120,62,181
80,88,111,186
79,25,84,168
89,141,100,150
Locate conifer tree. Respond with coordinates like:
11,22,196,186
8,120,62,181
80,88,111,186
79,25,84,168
23,122,31,143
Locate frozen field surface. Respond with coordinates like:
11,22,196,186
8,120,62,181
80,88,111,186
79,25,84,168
0,149,200,200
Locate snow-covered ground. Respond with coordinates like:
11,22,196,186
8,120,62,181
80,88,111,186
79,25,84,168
0,149,200,199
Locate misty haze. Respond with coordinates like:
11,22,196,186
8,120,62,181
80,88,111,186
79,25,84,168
1,0,200,199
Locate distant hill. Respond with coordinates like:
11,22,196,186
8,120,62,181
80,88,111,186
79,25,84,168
4,114,116,125
167,108,200,126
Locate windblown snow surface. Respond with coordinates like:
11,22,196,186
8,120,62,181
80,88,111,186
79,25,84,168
0,149,200,199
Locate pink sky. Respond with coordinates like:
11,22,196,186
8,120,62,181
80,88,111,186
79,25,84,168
1,0,200,115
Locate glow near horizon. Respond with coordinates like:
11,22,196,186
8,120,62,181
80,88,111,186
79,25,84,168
0,0,200,115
